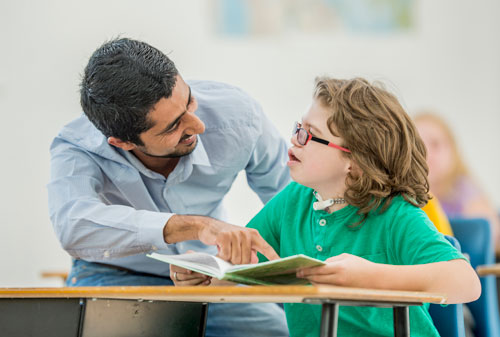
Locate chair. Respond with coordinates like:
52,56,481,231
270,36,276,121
450,217,500,337
428,235,466,337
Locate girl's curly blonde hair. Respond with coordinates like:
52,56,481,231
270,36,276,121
314,77,430,217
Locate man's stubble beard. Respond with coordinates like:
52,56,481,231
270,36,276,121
139,136,198,159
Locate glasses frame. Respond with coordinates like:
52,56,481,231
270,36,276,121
293,122,351,153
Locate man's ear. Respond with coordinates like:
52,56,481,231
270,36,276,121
108,137,136,151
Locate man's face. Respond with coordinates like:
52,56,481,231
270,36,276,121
134,76,205,158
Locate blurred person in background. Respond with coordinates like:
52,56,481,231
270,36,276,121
415,112,500,255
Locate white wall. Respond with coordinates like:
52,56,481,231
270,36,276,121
0,0,499,286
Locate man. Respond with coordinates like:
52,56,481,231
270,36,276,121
48,38,290,336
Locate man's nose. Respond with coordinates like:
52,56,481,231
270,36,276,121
185,111,205,135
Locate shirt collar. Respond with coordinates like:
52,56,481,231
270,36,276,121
190,136,211,167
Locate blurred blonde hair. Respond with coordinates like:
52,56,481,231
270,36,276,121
313,77,430,218
413,112,468,195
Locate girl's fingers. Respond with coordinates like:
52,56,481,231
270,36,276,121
297,264,339,277
301,274,336,284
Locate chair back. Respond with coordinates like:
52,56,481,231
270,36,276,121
450,217,500,337
428,235,466,337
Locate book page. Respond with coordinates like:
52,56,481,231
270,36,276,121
172,253,221,270
147,252,229,278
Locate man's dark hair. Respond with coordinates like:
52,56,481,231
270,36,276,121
80,38,179,145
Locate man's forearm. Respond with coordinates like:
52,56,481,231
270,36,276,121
163,214,208,243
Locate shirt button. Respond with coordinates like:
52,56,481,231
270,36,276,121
319,219,327,226
316,245,323,252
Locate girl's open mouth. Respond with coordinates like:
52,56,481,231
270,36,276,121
288,149,301,163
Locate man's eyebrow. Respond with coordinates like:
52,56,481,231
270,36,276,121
186,86,192,108
155,86,192,136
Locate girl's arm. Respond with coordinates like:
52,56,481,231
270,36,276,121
297,253,481,304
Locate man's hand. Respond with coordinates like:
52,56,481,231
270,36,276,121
198,217,279,264
170,251,212,286
170,265,211,286
163,215,279,265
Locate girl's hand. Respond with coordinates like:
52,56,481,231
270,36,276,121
296,253,377,288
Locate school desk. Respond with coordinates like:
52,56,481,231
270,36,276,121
476,263,500,277
0,285,446,337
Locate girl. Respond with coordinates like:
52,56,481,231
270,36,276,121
415,112,500,253
172,77,481,337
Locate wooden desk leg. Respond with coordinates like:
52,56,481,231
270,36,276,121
393,306,410,337
320,302,338,337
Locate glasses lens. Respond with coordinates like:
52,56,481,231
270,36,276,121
297,128,307,145
293,122,308,145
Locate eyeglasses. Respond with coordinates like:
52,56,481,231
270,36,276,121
292,122,350,153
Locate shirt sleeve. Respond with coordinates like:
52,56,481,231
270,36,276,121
244,100,290,204
48,139,174,260
389,204,467,266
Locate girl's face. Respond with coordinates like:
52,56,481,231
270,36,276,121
288,100,352,197
415,119,454,187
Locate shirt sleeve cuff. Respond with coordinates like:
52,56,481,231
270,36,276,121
137,211,176,252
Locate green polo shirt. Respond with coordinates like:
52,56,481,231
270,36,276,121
247,182,465,337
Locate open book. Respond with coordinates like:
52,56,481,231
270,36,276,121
147,252,325,285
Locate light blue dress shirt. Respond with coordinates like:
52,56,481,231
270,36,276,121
48,80,290,277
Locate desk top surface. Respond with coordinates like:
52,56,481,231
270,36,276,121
0,285,446,305
477,263,500,276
